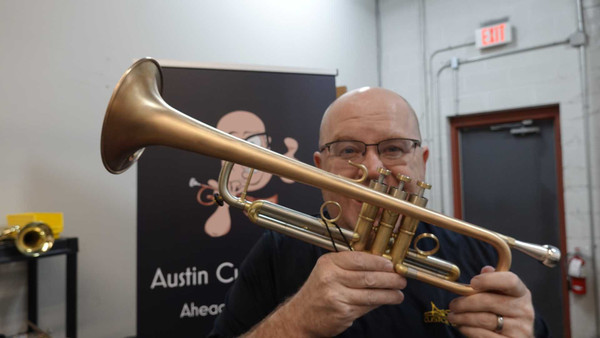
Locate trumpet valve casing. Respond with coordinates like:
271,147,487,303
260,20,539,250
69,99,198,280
371,174,412,256
390,181,430,265
371,186,409,256
351,168,390,251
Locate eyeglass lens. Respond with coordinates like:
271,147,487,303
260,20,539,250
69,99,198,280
328,139,417,162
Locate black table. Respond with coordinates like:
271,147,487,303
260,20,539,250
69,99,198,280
0,237,78,338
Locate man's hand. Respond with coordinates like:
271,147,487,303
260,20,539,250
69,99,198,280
244,251,407,337
448,266,535,338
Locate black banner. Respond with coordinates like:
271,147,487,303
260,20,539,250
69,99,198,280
137,64,336,336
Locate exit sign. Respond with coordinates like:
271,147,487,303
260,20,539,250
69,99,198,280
475,22,512,49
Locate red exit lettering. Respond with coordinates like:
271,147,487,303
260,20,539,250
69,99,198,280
481,23,506,46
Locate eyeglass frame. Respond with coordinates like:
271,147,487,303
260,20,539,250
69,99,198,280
319,138,422,161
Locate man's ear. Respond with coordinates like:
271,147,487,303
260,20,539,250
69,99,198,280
416,146,430,179
313,151,322,169
421,146,429,165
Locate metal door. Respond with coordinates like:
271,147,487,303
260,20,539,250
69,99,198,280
450,106,569,337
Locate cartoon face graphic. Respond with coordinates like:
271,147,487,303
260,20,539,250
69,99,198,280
218,111,274,195
190,110,298,237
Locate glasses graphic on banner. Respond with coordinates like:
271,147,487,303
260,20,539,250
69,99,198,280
189,110,298,237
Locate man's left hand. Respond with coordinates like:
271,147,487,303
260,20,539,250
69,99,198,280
447,266,535,338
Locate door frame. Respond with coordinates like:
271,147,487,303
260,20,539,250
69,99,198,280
449,105,570,337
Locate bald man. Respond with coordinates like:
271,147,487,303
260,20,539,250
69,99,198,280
210,88,547,337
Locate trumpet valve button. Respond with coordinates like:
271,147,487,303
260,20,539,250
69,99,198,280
397,174,412,182
416,180,432,197
378,167,391,176
417,180,432,190
377,167,391,184
396,174,412,190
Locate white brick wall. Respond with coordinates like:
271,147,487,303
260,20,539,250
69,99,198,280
381,0,599,336
585,1,600,337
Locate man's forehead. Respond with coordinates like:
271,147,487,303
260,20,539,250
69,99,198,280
326,89,411,119
320,111,419,146
324,108,415,130
336,108,410,120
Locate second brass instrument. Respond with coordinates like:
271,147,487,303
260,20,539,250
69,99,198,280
0,222,54,257
101,58,561,295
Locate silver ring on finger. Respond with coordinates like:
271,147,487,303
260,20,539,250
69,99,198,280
495,314,504,332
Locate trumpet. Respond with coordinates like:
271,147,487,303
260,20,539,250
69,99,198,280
0,222,54,257
101,58,561,295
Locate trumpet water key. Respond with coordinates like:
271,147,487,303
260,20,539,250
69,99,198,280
100,58,561,295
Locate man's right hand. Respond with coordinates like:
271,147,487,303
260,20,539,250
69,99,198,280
245,251,407,337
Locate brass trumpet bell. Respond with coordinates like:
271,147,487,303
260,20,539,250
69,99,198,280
102,58,164,174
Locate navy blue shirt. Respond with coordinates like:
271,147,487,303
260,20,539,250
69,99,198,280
210,223,548,337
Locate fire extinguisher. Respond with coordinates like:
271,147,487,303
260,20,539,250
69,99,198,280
568,248,586,295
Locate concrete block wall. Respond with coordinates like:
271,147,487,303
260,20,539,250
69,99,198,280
380,0,599,337
584,1,600,337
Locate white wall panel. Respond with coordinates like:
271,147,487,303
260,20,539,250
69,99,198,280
380,0,599,337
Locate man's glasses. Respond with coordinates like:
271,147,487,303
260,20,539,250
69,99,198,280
319,138,421,164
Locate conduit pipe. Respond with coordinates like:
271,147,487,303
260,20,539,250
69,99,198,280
425,43,475,213
375,0,382,87
575,0,599,334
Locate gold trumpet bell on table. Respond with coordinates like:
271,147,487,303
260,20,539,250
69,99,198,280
1,213,63,257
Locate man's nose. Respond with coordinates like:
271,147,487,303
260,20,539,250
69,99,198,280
362,147,385,182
